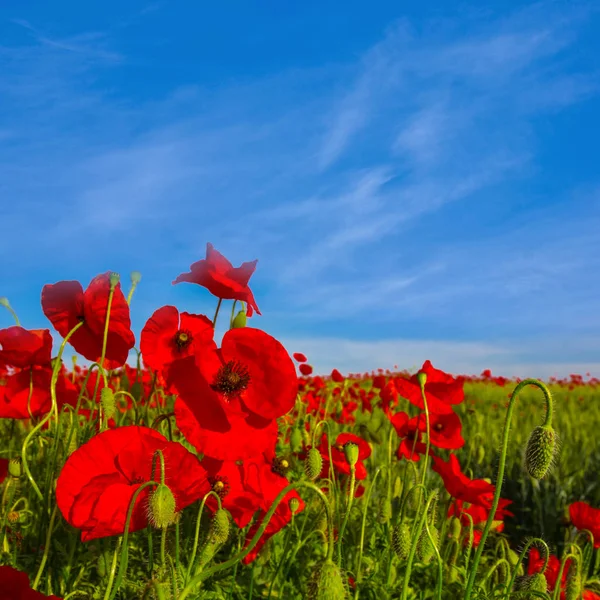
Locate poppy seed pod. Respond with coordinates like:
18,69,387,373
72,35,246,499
8,457,22,479
289,497,301,514
525,425,559,479
130,271,142,285
343,442,359,468
231,309,247,329
0,297,10,307
305,448,323,480
307,559,348,600
148,483,177,529
109,272,120,289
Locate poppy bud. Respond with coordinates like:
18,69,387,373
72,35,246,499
290,427,304,453
417,525,438,564
525,425,559,479
209,508,230,544
448,516,462,541
343,442,359,469
307,559,347,600
8,457,22,479
305,448,323,480
565,561,581,600
231,309,247,329
0,297,10,308
148,483,177,529
417,371,427,387
130,271,142,285
392,475,403,499
514,573,548,595
392,523,411,560
100,387,116,420
109,272,120,289
378,497,392,524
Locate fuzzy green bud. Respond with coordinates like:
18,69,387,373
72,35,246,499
148,483,176,529
565,561,581,600
448,516,462,541
525,425,559,479
100,387,116,420
392,475,403,499
378,497,393,524
515,572,548,596
231,309,247,329
290,427,304,453
417,525,439,564
343,442,359,468
392,523,411,561
307,559,348,600
209,508,230,544
305,447,323,480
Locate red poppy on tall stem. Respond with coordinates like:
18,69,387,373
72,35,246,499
0,327,53,368
140,305,214,375
318,433,371,480
171,327,297,461
173,243,261,316
56,426,210,542
393,360,464,415
569,501,600,548
42,272,135,369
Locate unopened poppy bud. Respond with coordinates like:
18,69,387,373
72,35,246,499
305,448,323,480
417,371,427,388
417,525,438,564
525,424,559,479
392,523,411,560
307,559,347,600
0,297,10,308
515,572,548,595
378,497,392,524
565,561,581,600
392,475,403,499
8,457,22,479
231,309,247,329
149,483,177,529
100,387,116,420
290,427,304,453
109,272,120,289
475,445,485,465
209,508,230,544
130,271,142,285
343,442,359,468
448,516,462,541
289,497,301,514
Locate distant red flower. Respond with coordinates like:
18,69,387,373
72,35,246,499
393,361,464,415
42,273,135,369
173,243,261,316
0,327,53,368
140,306,214,374
293,352,307,363
318,433,371,480
1,364,78,419
171,327,297,461
56,426,210,542
299,363,313,376
0,566,62,599
331,369,344,383
432,454,495,508
569,501,600,548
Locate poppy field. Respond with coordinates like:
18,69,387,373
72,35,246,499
1,243,600,600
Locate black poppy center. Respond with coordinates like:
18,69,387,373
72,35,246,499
211,360,251,399
174,329,193,350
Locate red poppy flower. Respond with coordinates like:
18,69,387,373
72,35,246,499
42,273,135,369
388,412,430,462
393,360,464,415
0,327,52,368
0,566,62,599
331,369,344,383
56,426,210,542
293,352,307,363
1,365,78,419
299,363,313,376
431,454,495,508
171,327,297,461
318,433,371,480
140,306,214,374
569,501,600,548
427,412,464,449
173,243,261,316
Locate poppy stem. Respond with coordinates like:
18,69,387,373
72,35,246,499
31,503,58,590
230,299,237,328
336,464,356,565
212,298,223,328
463,379,554,600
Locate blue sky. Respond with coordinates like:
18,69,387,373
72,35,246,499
1,1,599,379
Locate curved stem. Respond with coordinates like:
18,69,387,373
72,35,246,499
504,538,550,599
464,379,554,600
